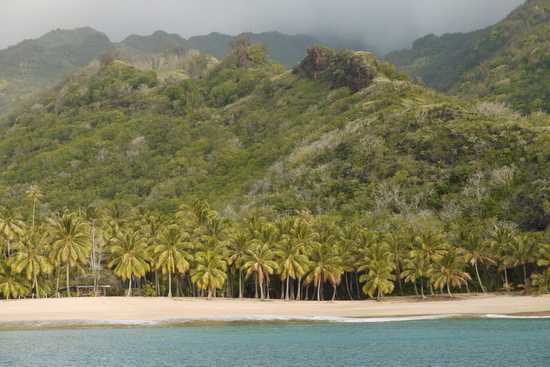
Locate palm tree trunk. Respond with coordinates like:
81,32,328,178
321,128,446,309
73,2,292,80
127,276,132,297
297,277,302,301
31,200,36,231
447,280,452,297
429,280,434,296
238,269,243,298
91,224,97,296
354,272,361,299
266,277,270,300
168,271,172,297
331,284,337,301
259,274,265,300
504,267,509,291
285,276,290,301
155,270,160,296
254,274,258,299
474,263,486,293
33,273,40,298
66,266,71,297
413,281,418,296
55,268,61,297
523,263,528,291
317,278,321,301
345,273,353,300
420,278,425,299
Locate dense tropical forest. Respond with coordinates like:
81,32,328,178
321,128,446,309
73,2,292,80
1,189,550,301
1,1,550,301
1,39,550,300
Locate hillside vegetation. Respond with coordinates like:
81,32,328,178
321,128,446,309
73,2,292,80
386,0,550,114
0,28,326,116
1,40,550,300
1,42,549,232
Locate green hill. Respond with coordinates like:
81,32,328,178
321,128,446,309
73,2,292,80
386,0,550,114
1,43,549,232
0,27,112,115
0,28,330,116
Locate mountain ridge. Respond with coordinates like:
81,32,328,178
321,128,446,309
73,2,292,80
386,0,550,113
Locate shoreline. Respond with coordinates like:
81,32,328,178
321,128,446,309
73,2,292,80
1,294,550,329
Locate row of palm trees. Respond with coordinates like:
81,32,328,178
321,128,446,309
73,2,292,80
1,193,550,300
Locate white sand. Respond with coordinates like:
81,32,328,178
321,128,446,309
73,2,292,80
1,294,550,323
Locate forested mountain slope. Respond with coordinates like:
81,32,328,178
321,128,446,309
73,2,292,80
386,0,550,113
1,42,549,233
0,28,111,114
0,28,327,116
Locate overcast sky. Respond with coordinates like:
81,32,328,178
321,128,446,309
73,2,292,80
1,0,525,52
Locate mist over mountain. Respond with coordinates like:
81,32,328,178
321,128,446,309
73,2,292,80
1,0,525,54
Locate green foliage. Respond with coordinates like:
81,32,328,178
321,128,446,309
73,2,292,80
387,0,550,114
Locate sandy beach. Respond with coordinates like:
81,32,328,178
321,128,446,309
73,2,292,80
1,294,550,324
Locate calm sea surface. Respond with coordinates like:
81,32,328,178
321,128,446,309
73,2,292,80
1,319,549,367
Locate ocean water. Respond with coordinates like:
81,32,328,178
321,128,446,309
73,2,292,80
1,318,549,367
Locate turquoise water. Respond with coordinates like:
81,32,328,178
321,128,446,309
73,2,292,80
1,319,549,366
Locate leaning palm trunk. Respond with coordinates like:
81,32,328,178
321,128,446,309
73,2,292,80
317,277,322,301
446,280,452,297
33,273,40,299
127,277,132,297
474,263,486,293
55,268,61,297
345,273,353,300
331,284,337,301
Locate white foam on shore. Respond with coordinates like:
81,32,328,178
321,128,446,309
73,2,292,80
12,313,550,328
482,314,550,319
1,314,461,328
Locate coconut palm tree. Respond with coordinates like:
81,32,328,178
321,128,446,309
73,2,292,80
48,211,91,297
154,226,191,297
243,242,278,300
413,228,448,295
227,229,252,298
358,239,396,301
276,224,309,301
25,185,43,231
10,229,52,298
401,253,430,298
305,242,343,301
143,213,166,296
432,248,471,297
0,263,29,299
454,224,495,293
508,233,538,290
0,206,24,257
489,222,517,291
191,250,227,299
108,228,150,296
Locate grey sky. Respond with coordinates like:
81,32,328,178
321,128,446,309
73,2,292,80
1,0,525,52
